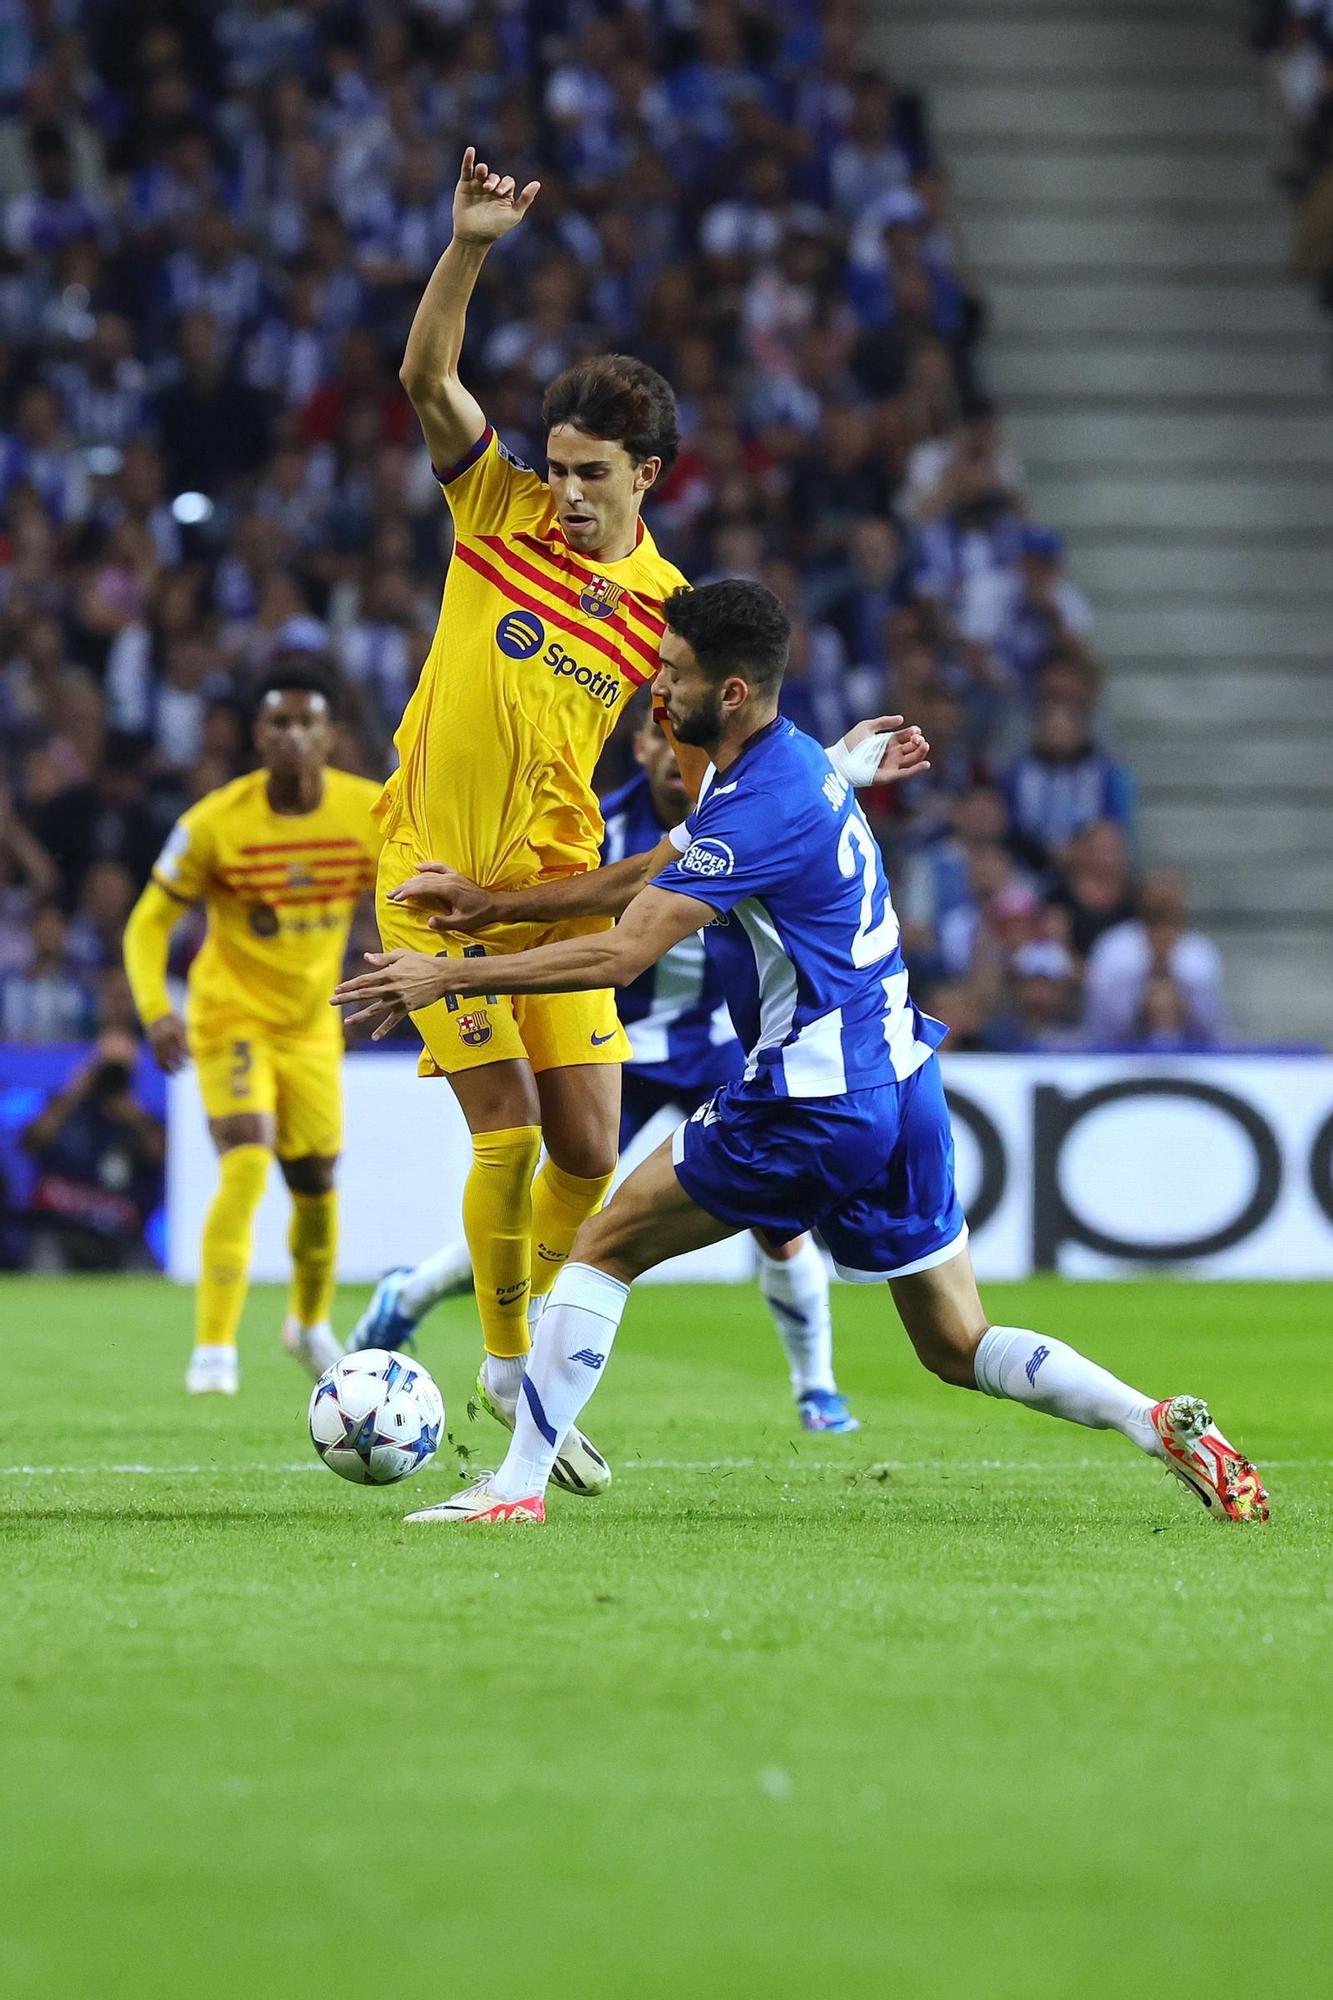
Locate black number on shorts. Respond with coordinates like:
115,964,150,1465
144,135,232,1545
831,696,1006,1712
434,944,498,1012
229,1039,252,1098
463,942,498,1004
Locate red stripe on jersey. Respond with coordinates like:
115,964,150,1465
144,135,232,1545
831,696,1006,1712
266,890,363,906
222,877,368,898
478,537,659,674
225,861,368,879
237,838,364,855
513,533,666,636
453,543,651,687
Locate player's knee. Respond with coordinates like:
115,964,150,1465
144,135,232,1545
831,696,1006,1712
910,1317,988,1389
544,1118,618,1182
281,1154,337,1196
569,1205,644,1285
212,1114,271,1155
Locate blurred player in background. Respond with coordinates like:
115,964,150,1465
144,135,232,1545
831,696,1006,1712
351,701,930,1435
124,668,381,1394
334,580,1267,1532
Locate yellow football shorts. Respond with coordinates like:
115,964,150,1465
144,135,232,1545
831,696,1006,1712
376,839,631,1079
192,1017,344,1158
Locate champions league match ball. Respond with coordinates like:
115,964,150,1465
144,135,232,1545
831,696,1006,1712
309,1351,445,1486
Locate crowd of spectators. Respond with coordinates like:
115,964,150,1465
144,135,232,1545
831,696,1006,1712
0,0,1227,1097
1255,2,1333,302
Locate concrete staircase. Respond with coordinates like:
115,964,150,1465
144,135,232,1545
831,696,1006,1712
878,0,1333,1043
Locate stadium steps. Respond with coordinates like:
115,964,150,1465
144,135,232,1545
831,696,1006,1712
880,0,1333,1042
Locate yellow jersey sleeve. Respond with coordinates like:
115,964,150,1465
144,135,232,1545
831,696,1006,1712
122,878,184,1027
436,425,550,538
150,796,216,904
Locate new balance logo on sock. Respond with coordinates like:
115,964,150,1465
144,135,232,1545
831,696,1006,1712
571,1348,606,1370
1025,1344,1051,1386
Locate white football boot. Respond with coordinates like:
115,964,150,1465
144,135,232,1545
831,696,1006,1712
185,1345,239,1395
282,1316,341,1379
404,1474,545,1525
472,1365,611,1497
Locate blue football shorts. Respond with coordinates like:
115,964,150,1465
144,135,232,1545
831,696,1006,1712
671,1053,968,1282
619,1070,715,1152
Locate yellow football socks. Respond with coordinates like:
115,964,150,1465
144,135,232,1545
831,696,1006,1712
529,1159,615,1304
463,1124,544,1358
287,1189,338,1328
197,1143,270,1347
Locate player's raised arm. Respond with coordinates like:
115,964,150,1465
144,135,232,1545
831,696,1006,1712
332,884,710,1039
399,146,540,471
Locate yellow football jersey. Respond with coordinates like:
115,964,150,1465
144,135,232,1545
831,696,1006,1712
150,768,382,1034
376,426,688,885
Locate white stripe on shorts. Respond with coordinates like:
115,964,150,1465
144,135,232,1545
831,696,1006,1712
831,1221,969,1285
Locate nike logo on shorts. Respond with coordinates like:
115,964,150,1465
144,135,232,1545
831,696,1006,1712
590,1029,618,1046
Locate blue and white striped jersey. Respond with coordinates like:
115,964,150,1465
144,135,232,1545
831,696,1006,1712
599,772,744,1094
653,717,946,1100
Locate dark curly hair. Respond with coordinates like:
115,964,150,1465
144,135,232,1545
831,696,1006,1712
542,354,680,475
662,580,790,696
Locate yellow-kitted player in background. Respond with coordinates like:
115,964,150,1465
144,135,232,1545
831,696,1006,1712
124,666,381,1394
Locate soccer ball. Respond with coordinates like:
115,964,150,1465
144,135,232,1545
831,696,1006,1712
308,1350,445,1486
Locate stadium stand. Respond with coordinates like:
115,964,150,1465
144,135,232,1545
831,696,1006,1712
0,0,1243,1125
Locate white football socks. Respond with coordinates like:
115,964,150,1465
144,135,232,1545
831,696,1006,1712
972,1325,1162,1457
757,1237,836,1395
399,1240,474,1319
491,1262,629,1500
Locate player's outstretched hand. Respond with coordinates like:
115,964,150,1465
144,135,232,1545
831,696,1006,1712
146,1013,189,1075
385,862,495,931
332,949,463,1040
453,146,541,246
836,716,931,788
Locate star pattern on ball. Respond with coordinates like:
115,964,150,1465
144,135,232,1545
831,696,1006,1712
342,1405,382,1466
400,1418,441,1469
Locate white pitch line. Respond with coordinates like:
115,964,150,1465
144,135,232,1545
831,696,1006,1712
1,1457,1327,1479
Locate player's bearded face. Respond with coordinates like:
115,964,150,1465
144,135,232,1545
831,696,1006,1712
665,681,725,747
653,641,726,747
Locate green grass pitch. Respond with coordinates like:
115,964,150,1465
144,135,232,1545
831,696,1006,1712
2,1274,1330,1998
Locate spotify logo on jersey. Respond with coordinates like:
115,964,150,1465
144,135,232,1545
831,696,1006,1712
495,610,546,659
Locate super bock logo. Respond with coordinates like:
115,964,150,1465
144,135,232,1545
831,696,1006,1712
678,838,735,879
457,1012,492,1047
579,575,623,619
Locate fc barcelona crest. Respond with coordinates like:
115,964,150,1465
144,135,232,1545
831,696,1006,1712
457,1011,492,1047
579,575,623,619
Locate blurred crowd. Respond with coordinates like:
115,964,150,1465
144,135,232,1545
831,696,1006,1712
1255,0,1333,300
0,0,1227,1091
